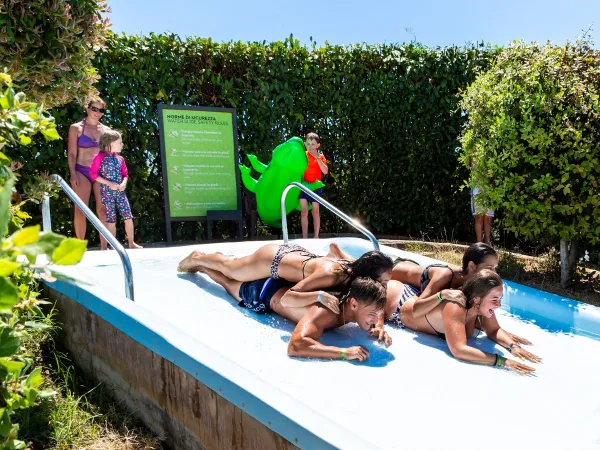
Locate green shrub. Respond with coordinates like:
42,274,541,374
0,76,87,449
460,38,600,285
19,35,496,243
0,0,110,108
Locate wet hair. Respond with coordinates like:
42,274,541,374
462,242,498,272
305,132,320,143
461,269,503,309
343,277,387,311
87,96,107,108
99,128,122,153
347,251,393,279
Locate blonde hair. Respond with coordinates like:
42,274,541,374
99,128,122,153
87,96,107,108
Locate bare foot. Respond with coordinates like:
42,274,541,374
326,242,343,258
177,250,205,272
129,242,143,249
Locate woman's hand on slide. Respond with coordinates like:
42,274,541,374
369,326,392,346
510,345,542,363
344,346,370,362
317,292,340,314
508,332,532,345
440,289,467,308
503,358,536,374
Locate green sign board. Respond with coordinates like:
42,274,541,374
158,105,241,241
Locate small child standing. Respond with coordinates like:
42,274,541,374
90,129,143,249
299,132,328,239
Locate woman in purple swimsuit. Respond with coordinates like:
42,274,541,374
67,97,108,249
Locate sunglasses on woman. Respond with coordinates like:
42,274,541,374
88,105,106,114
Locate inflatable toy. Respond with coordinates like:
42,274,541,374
239,137,324,227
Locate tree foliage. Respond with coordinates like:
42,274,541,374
460,39,600,245
0,74,86,449
0,0,111,107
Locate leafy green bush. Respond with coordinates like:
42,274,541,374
0,76,87,449
18,35,495,243
0,0,110,107
496,250,526,281
459,38,600,285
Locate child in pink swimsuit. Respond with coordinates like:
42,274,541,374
90,129,142,249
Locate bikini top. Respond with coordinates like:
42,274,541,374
393,257,457,293
77,118,100,148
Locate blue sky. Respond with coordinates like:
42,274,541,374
109,0,599,47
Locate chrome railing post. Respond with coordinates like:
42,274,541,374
42,194,52,232
48,175,135,301
280,182,380,251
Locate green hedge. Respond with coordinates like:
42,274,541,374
18,33,495,244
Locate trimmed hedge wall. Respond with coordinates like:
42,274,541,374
19,33,495,244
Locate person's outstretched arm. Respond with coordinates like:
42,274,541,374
442,303,535,374
279,288,340,314
481,314,541,364
288,306,370,362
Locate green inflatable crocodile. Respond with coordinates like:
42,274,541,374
239,137,324,228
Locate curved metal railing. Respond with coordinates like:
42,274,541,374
280,182,380,251
42,174,135,301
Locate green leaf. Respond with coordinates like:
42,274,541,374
0,152,10,166
0,326,19,357
23,321,50,330
0,358,25,376
41,127,60,141
22,367,43,390
18,135,32,145
0,177,15,236
6,87,14,108
38,389,57,399
51,238,87,265
0,260,21,277
0,278,19,314
16,232,67,262
10,225,40,247
0,408,12,437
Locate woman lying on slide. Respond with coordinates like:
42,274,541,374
383,270,541,374
329,242,499,312
198,268,389,360
178,242,393,315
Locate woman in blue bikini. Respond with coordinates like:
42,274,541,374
67,97,108,248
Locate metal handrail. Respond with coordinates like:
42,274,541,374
280,182,380,251
42,174,135,301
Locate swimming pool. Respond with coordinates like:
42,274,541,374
46,237,600,449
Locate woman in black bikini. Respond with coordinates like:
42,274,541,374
389,270,541,374
177,243,393,314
